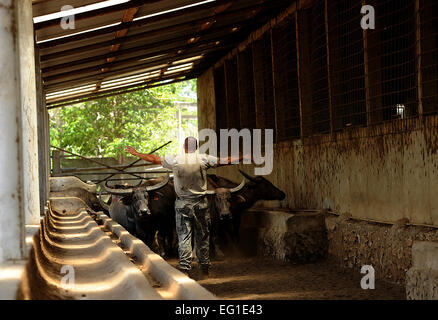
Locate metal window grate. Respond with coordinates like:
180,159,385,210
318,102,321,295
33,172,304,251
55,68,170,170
253,32,276,141
367,0,418,123
238,45,257,130
303,0,331,135
272,15,301,141
225,57,241,130
327,0,366,130
214,65,227,133
420,0,438,115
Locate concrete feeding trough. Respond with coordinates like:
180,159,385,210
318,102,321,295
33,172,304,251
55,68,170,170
17,196,216,300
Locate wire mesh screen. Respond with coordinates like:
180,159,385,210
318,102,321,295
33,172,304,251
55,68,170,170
271,15,301,141
225,57,241,129
327,0,366,130
214,65,227,133
300,1,331,135
367,0,418,123
253,32,276,141
238,45,257,130
420,0,438,115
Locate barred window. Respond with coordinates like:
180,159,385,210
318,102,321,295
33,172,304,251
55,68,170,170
420,0,438,115
367,0,418,123
300,1,331,135
214,65,227,132
272,15,300,141
327,0,366,130
225,57,240,129
237,46,257,130
253,32,276,141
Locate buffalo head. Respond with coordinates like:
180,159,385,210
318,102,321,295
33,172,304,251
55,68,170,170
104,174,169,218
190,178,246,219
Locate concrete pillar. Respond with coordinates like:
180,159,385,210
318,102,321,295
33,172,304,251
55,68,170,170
0,0,26,264
17,0,41,225
35,49,49,214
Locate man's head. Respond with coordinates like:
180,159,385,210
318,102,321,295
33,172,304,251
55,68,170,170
184,136,198,153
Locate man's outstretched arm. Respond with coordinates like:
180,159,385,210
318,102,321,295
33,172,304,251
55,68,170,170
216,154,252,167
125,146,162,165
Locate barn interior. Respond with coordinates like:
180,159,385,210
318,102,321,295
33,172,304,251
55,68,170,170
0,0,437,300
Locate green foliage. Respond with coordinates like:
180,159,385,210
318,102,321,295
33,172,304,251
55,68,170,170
50,80,197,161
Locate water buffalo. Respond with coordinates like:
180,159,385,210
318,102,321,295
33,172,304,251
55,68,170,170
201,178,246,259
102,175,176,256
207,170,286,256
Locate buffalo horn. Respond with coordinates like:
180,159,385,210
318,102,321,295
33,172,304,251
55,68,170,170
229,179,245,193
104,179,143,195
145,173,170,192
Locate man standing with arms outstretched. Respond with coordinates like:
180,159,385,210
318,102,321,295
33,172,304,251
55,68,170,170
126,137,245,277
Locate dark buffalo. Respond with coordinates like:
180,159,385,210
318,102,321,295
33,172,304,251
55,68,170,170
207,170,286,256
102,175,176,257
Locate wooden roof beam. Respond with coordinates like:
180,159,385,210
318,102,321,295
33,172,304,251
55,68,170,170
36,0,231,48
34,0,165,30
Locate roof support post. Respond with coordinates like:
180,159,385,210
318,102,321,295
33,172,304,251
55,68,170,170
0,0,26,264
17,0,41,226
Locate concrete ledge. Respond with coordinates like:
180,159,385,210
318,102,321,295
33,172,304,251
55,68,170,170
240,209,328,263
0,260,27,300
50,176,97,193
96,213,217,300
406,241,438,300
0,225,41,300
325,215,438,285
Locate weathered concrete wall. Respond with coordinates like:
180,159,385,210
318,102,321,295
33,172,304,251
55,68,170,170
326,215,438,285
238,208,438,290
197,71,438,227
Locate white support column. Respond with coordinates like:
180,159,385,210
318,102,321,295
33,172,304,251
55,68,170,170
17,0,41,225
0,0,26,264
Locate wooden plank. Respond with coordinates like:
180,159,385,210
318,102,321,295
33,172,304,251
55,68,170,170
35,0,187,30
41,25,243,73
46,52,224,105
36,0,230,48
43,41,237,87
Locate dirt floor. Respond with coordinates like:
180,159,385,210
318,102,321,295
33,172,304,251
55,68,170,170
167,256,405,300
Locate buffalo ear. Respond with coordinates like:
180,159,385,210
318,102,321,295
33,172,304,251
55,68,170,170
238,169,257,182
236,195,246,203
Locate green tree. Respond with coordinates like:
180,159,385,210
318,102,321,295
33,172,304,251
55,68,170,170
50,80,197,162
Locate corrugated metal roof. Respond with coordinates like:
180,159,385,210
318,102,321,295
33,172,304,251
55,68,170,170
33,0,293,108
